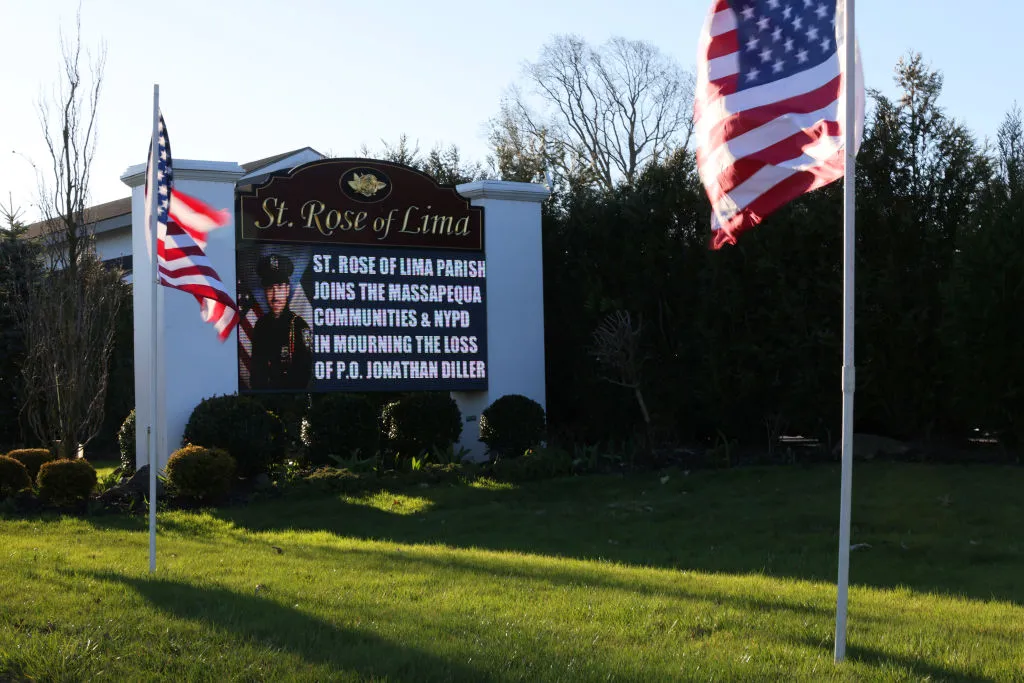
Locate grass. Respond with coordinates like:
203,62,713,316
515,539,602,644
1,461,1022,681
87,459,119,481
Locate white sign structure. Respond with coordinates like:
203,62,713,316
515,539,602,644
122,160,549,467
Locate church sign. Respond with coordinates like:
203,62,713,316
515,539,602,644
235,159,487,393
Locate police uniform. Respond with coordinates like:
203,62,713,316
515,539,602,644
249,254,313,390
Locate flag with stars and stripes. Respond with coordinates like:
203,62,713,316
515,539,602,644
695,0,864,248
144,113,239,341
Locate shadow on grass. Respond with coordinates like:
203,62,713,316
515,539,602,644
81,569,484,681
334,546,1018,681
52,463,1024,608
204,467,1024,607
843,644,993,683
339,543,834,619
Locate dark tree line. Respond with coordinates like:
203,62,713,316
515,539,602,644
0,209,40,449
538,53,1024,454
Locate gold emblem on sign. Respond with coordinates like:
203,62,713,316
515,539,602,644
347,172,387,197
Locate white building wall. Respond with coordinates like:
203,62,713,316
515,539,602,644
451,180,550,461
94,226,132,263
121,160,245,470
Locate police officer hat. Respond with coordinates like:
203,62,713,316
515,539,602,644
257,253,294,287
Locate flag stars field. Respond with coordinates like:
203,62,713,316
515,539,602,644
695,0,855,246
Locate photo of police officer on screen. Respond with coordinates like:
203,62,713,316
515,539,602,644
249,253,313,390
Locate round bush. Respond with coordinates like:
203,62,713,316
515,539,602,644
37,459,97,507
381,392,462,461
250,393,309,446
304,394,380,465
6,448,56,481
479,394,547,460
182,394,286,477
117,409,136,476
0,455,32,498
166,445,236,502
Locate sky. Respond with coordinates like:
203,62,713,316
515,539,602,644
0,0,1017,223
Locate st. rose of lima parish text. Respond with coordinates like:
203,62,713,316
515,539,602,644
312,254,485,278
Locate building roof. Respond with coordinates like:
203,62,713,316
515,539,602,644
240,147,322,174
22,148,323,239
23,196,133,239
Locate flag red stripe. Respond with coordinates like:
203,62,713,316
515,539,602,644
700,75,741,109
171,190,228,225
159,263,232,283
205,302,237,342
703,120,844,203
158,242,206,260
239,313,259,338
706,30,737,60
158,279,237,309
711,150,845,249
206,300,226,322
701,76,842,153
238,301,262,375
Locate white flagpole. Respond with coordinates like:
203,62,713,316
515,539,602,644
147,84,161,574
834,0,857,662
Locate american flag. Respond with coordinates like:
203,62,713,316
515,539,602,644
145,113,239,341
695,0,864,248
237,294,262,387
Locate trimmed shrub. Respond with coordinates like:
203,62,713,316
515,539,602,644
37,459,97,507
117,409,136,476
381,392,462,461
0,455,32,498
302,467,364,494
250,393,309,447
304,394,380,466
166,445,236,502
7,448,56,480
479,394,547,460
182,394,286,477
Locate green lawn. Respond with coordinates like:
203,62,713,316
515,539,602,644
1,462,1022,681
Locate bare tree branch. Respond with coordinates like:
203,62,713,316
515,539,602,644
590,310,651,427
35,5,107,276
490,34,694,190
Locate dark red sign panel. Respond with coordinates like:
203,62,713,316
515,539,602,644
236,158,483,251
235,158,488,393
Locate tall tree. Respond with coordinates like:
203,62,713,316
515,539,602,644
489,35,694,191
359,134,488,185
945,104,1024,445
854,51,989,437
486,105,550,184
9,9,126,457
35,8,106,279
0,201,40,449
